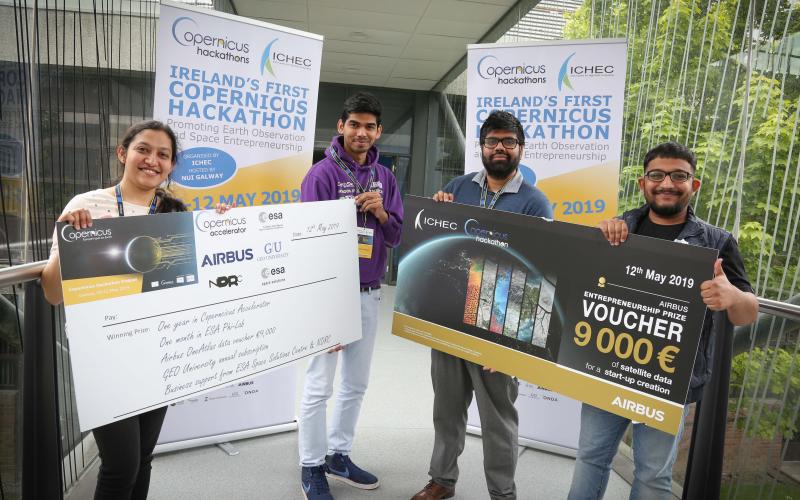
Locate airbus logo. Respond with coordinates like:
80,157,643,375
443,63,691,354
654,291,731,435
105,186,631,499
414,209,458,231
611,396,665,422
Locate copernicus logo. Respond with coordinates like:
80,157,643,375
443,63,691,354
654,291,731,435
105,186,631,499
413,209,458,231
60,224,112,243
464,218,509,248
558,51,615,91
477,54,546,85
260,37,312,77
171,16,251,64
201,248,253,267
195,211,247,236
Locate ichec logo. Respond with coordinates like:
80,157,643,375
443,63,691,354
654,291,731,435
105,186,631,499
60,224,112,243
260,37,312,77
261,38,278,76
414,209,458,231
559,51,615,91
558,53,576,91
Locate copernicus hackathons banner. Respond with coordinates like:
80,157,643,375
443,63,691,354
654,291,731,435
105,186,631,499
466,39,627,226
393,197,718,435
154,0,322,210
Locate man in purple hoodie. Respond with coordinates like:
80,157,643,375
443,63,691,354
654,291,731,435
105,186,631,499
298,91,403,500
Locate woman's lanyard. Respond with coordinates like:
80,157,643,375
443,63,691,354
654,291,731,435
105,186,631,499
115,184,158,216
330,146,375,226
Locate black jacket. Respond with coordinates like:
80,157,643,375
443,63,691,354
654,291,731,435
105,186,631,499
620,204,753,402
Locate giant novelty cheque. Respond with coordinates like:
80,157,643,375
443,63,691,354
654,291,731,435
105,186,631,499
393,197,717,434
58,200,359,431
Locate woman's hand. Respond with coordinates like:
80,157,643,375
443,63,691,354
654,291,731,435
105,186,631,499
58,208,93,229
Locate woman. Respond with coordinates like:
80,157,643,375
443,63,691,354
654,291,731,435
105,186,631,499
41,120,225,499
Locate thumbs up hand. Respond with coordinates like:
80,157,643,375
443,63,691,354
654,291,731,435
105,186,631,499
700,258,738,311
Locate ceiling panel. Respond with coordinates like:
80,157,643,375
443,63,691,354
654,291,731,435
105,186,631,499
310,25,412,47
310,7,420,32
230,0,522,90
308,0,431,17
416,17,490,38
254,19,310,32
236,1,308,22
459,0,518,6
425,0,507,21
233,0,297,8
325,39,405,58
392,59,454,79
319,72,389,87
387,77,441,90
401,45,465,63
322,52,397,75
405,34,476,51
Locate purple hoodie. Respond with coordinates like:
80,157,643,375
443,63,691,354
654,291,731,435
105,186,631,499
301,136,403,288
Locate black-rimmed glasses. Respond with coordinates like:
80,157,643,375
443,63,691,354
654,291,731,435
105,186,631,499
643,170,693,183
482,137,521,149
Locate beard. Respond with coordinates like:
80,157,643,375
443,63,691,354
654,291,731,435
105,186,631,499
482,151,520,180
647,189,688,216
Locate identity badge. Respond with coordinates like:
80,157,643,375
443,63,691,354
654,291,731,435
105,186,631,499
357,227,374,259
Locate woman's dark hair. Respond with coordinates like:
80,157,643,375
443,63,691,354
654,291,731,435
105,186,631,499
116,120,187,213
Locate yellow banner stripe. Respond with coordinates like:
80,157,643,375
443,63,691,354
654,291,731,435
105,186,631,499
392,312,684,434
62,274,143,306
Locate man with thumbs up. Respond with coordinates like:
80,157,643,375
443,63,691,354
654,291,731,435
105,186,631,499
568,142,758,500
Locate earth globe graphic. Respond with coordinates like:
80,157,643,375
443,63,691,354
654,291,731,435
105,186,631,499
395,235,548,328
125,235,163,274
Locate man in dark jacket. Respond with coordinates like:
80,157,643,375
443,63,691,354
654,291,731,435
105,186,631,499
567,142,758,500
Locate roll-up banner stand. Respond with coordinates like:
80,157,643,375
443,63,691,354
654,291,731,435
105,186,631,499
464,38,627,455
152,0,323,452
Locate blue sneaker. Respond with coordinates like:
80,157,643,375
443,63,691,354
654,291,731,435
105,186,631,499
301,466,334,500
324,453,380,490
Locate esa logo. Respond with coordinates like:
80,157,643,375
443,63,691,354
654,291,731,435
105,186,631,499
258,211,283,223
261,266,285,279
209,275,242,288
201,248,254,267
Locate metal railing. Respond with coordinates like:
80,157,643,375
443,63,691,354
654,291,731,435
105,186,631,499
0,262,799,499
0,261,46,287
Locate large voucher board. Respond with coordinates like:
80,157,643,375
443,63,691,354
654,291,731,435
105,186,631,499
466,39,627,226
58,200,359,431
393,197,717,434
154,1,322,210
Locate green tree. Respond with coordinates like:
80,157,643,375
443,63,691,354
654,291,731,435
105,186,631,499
565,0,800,300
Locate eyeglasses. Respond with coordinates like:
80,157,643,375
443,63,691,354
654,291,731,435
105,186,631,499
482,137,521,149
643,170,693,183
